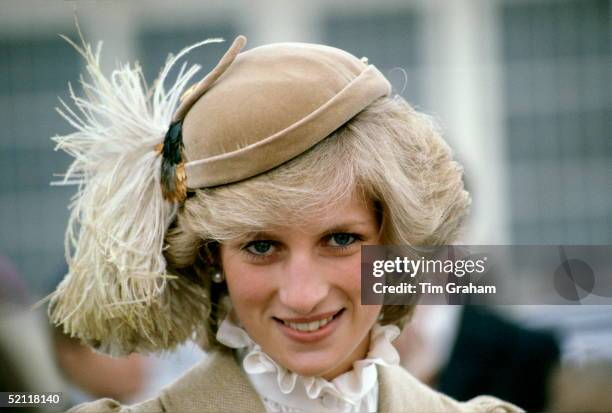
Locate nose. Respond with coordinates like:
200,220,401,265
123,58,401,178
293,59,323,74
278,252,329,315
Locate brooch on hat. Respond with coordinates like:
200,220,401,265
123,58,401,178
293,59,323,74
157,36,246,203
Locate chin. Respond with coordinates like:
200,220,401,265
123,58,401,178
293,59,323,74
278,349,342,377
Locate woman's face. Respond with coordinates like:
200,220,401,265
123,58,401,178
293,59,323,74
220,192,382,380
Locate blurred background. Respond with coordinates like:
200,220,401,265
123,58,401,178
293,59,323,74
0,0,610,411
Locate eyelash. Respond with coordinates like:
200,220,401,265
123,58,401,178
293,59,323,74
240,233,363,262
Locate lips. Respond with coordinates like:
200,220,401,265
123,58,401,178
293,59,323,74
277,309,340,323
274,309,344,342
281,315,335,332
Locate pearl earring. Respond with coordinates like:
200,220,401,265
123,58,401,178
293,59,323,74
212,269,225,283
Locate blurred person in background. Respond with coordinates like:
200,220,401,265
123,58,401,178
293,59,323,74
51,322,148,405
395,177,560,411
1,254,150,410
0,255,67,412
51,289,207,407
395,305,612,412
49,266,204,406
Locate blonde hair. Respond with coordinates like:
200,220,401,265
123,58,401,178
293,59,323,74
164,94,471,349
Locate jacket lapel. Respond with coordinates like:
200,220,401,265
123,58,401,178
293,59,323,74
377,363,453,413
377,363,519,413
378,363,411,413
160,350,266,412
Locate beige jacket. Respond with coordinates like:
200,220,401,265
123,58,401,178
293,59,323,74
67,350,523,413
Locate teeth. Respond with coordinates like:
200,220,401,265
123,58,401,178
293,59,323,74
283,316,334,332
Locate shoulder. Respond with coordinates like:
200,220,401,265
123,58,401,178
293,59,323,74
66,350,264,413
377,364,525,413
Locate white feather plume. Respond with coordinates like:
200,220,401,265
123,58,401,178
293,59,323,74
41,28,222,356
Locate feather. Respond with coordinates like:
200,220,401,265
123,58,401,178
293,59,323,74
36,21,224,356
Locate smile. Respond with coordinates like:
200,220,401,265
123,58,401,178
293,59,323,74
282,316,334,332
274,309,345,342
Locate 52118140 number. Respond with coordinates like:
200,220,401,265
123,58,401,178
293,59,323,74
1,392,63,407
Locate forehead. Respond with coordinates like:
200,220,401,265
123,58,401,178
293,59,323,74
207,183,380,243
268,192,377,235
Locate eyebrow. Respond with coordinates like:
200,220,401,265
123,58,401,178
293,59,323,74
238,220,375,241
319,221,373,235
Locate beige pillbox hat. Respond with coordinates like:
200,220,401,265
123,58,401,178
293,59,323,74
161,35,391,200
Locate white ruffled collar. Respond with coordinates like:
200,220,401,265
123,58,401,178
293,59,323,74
216,313,400,410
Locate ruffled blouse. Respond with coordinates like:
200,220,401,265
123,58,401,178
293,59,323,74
216,315,401,412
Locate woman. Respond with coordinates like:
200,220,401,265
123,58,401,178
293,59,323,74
47,32,523,412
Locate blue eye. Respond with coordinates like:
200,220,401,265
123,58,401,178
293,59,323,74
246,240,274,255
329,233,357,247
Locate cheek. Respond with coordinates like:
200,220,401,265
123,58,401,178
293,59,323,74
334,255,381,321
223,261,274,314
329,254,363,296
